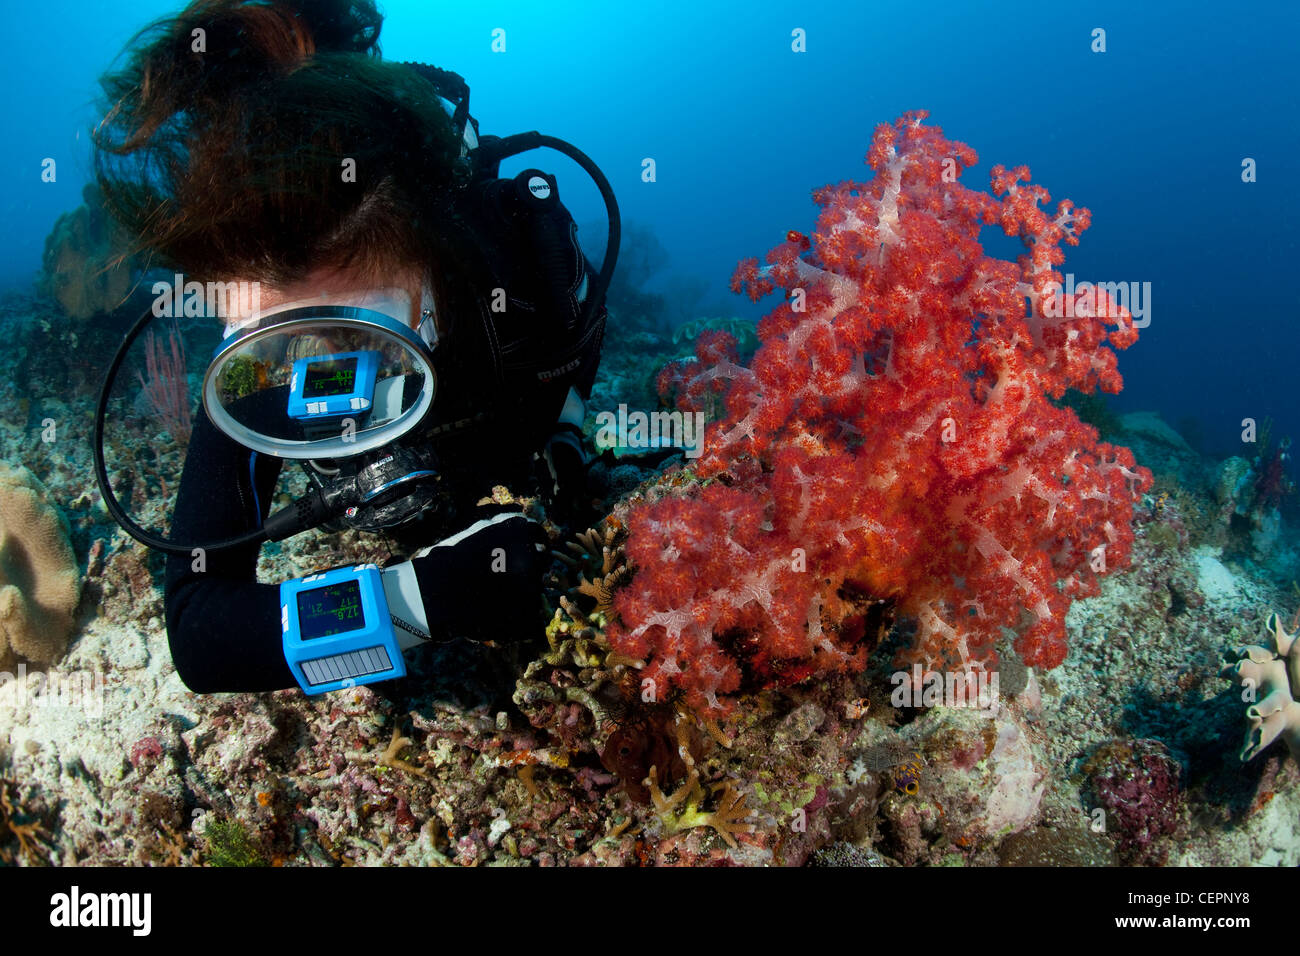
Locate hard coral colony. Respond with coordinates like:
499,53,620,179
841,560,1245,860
610,112,1151,714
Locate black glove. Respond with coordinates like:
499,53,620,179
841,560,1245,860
410,510,548,644
536,428,590,524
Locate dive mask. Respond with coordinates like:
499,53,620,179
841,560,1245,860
203,285,441,460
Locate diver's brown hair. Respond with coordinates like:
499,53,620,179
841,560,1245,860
93,0,468,288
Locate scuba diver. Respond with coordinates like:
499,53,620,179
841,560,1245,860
91,0,619,695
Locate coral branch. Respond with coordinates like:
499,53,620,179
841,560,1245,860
609,112,1151,714
645,766,755,849
137,321,192,443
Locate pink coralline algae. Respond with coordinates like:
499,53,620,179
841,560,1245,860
129,736,164,770
1085,738,1183,864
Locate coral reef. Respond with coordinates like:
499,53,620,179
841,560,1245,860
514,523,640,761
515,524,767,854
0,778,52,864
610,112,1151,714
645,765,754,848
3,129,1298,868
0,463,81,669
864,704,1049,864
1220,612,1300,762
997,824,1115,866
0,548,1295,867
1124,493,1205,623
39,182,139,320
1212,437,1294,563
671,316,759,355
1082,738,1184,865
201,818,268,867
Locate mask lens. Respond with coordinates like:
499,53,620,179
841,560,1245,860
204,306,436,459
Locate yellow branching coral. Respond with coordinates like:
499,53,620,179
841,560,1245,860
645,711,753,848
543,596,612,669
0,779,49,865
557,523,631,623
360,725,428,779
644,765,755,849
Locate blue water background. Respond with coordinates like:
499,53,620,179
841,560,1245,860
2,0,1296,459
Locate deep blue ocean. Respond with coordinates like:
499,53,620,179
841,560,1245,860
3,0,1296,458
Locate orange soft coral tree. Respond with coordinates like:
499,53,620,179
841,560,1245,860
608,112,1151,714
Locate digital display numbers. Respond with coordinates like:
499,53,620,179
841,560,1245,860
296,579,366,640
302,358,359,398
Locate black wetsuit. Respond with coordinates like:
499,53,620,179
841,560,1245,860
164,182,603,693
163,396,552,692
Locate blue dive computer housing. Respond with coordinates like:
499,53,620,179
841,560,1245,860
287,350,380,423
280,564,405,694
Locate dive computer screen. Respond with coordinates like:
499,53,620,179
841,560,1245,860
302,358,359,398
296,580,366,640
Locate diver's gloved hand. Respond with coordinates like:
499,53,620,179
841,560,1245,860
409,509,549,644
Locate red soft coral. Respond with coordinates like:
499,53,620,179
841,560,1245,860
608,111,1151,713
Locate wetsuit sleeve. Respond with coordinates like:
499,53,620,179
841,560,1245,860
163,409,295,692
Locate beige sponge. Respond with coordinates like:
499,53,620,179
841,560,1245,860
0,464,81,669
1221,613,1300,762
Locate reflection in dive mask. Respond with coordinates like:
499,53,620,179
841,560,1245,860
91,284,458,556
206,286,438,458
203,286,450,533
92,79,623,557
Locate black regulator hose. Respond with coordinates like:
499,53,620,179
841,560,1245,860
473,131,621,327
92,306,340,555
95,131,619,557
401,62,621,316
